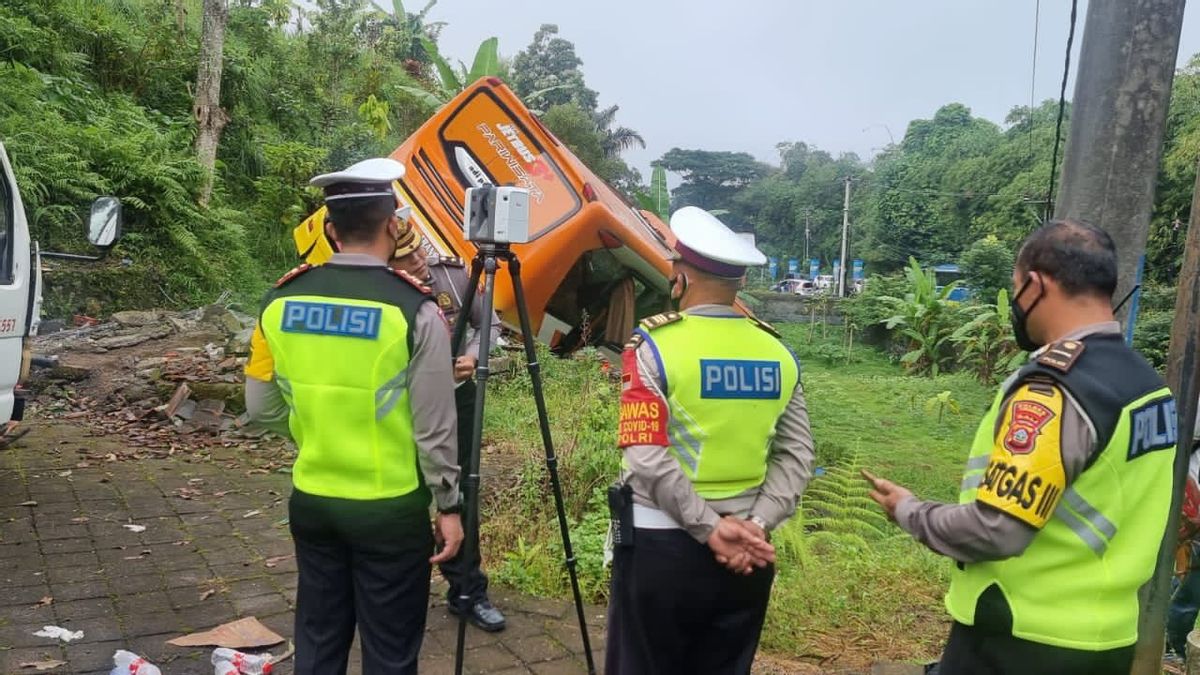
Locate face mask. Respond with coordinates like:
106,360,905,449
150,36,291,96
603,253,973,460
1010,274,1045,352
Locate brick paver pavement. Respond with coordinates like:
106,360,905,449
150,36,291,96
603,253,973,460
0,422,605,674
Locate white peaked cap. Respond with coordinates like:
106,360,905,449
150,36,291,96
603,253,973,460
310,158,406,201
669,206,767,277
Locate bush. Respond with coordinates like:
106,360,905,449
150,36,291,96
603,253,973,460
881,258,967,377
959,235,1014,302
1133,311,1172,371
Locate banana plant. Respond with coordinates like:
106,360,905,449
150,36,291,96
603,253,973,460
635,166,670,221
881,257,964,377
397,36,501,109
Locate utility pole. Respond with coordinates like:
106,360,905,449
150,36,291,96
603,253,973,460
1138,164,1200,675
838,177,851,297
1052,3,1190,670
1052,0,1185,329
802,208,813,268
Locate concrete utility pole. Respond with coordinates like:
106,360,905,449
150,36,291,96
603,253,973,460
1051,0,1186,329
838,178,851,297
802,207,813,267
1052,3,1193,669
1138,165,1200,675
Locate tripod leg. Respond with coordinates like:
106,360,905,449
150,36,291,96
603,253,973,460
451,253,484,358
454,253,498,675
506,253,597,675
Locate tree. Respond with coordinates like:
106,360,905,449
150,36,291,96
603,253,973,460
194,0,230,205
959,235,1014,302
510,24,598,113
541,102,640,191
396,36,501,109
593,105,644,159
657,148,770,218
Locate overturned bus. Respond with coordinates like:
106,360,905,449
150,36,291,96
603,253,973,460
295,78,710,357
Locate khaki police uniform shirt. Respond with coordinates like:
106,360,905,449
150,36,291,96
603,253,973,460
894,321,1121,563
244,252,461,511
622,304,816,543
423,255,501,361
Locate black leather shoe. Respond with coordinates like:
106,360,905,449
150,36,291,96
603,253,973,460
449,599,507,632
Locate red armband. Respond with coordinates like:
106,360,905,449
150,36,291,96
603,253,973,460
617,348,669,448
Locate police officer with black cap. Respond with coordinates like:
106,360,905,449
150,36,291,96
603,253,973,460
245,158,463,674
606,207,815,675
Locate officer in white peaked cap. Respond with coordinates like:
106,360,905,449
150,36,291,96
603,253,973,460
245,157,462,674
605,206,815,674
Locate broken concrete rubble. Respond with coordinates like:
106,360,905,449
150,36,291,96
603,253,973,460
27,303,283,457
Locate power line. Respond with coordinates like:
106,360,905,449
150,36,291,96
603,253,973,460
1047,0,1079,221
1029,0,1041,160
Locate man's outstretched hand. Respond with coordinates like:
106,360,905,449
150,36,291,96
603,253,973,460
866,473,913,522
708,516,775,575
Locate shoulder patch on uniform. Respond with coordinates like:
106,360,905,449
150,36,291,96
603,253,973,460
638,311,682,332
1037,339,1085,373
624,331,645,351
274,263,313,288
386,267,432,295
748,315,781,338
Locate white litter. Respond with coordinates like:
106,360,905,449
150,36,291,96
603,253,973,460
122,524,147,533
33,625,84,642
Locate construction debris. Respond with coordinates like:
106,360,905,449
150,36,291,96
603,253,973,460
28,303,291,460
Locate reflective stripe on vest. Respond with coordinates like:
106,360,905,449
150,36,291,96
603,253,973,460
646,314,799,499
261,293,421,500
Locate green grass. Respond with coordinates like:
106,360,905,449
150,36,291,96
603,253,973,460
478,325,992,668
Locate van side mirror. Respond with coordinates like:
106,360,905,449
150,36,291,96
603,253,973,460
87,197,121,249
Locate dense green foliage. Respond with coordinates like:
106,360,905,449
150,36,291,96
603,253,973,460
0,1,644,315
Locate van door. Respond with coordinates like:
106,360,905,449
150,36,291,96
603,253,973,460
0,144,34,423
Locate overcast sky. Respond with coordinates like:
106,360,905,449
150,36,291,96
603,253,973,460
422,1,1200,177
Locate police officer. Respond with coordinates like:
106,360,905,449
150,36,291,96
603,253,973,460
868,219,1178,675
390,228,507,632
606,207,815,675
244,158,463,674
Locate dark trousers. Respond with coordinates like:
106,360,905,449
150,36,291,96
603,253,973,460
936,621,1135,675
439,379,489,606
605,527,775,675
1169,558,1200,656
289,489,433,675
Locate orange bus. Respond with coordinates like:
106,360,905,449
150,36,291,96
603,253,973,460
295,78,685,357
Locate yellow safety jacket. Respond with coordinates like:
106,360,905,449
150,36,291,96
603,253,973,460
947,333,1177,650
248,263,433,500
635,312,800,499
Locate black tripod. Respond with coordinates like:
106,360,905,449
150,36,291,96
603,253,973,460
449,243,596,675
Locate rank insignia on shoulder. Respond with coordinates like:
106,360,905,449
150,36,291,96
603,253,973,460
748,315,781,338
275,263,312,288
624,331,645,351
639,311,682,332
388,267,432,294
438,256,465,268
1037,339,1085,373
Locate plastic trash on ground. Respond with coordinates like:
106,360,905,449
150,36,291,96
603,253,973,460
211,647,273,674
33,625,84,642
110,650,162,675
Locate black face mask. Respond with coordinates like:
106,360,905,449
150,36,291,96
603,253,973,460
1010,275,1045,352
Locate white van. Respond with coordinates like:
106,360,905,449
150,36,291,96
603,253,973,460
0,141,121,422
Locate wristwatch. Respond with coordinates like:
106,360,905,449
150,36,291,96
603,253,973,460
438,502,462,515
749,515,769,532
